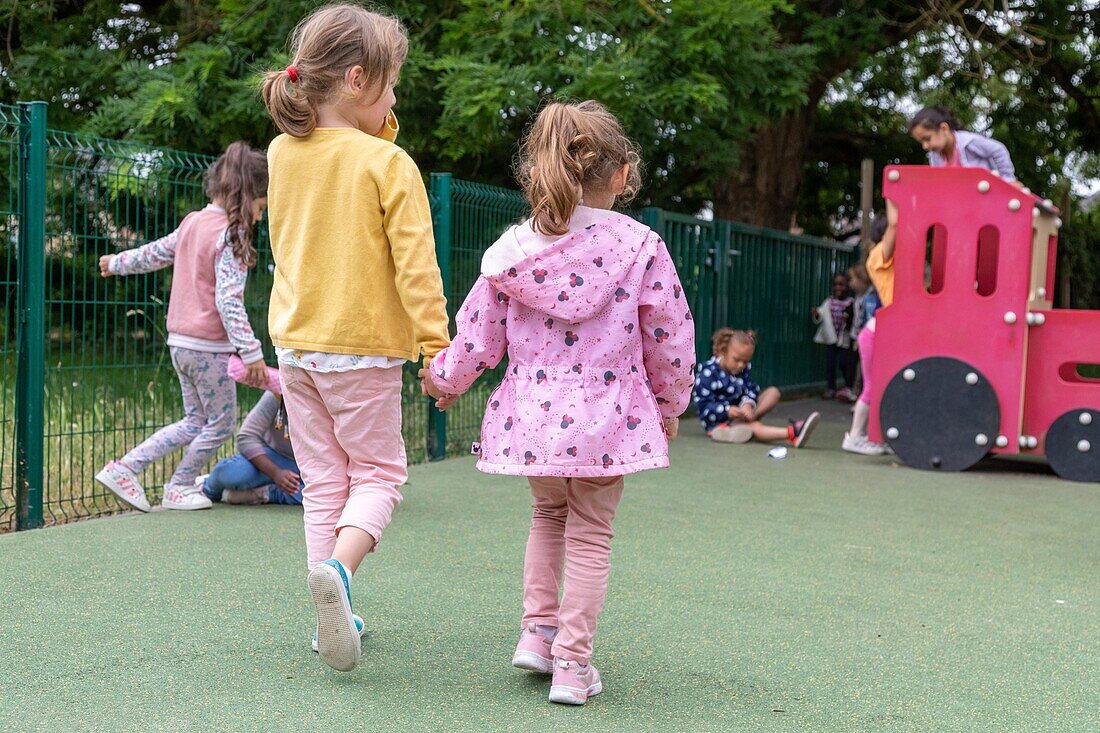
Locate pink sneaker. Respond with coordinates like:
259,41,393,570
512,623,554,674
549,658,603,705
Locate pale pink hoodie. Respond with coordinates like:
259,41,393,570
431,209,696,478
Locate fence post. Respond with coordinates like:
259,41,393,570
427,173,453,461
15,101,47,530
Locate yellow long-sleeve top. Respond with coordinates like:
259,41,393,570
266,116,450,362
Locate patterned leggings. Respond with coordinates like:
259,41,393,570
119,347,237,489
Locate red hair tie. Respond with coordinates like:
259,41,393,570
286,65,299,84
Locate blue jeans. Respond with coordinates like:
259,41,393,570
202,448,304,506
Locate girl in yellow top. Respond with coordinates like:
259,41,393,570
261,4,449,673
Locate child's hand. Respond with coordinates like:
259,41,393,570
99,254,116,277
418,367,444,398
418,367,457,410
243,360,269,388
274,468,300,495
730,404,754,421
886,199,899,227
663,416,679,441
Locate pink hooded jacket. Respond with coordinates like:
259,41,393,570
430,211,696,478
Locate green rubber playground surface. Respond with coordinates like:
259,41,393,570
2,401,1097,732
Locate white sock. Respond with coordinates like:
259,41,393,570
851,400,870,438
336,559,353,583
535,624,558,641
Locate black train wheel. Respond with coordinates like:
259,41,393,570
879,357,1000,472
1045,409,1100,483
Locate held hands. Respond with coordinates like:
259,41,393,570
274,468,301,496
663,416,679,441
243,360,269,389
418,367,458,411
98,254,116,277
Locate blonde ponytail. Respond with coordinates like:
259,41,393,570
517,101,642,236
261,69,317,138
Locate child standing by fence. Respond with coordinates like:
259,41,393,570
422,101,696,705
261,4,449,673
95,142,270,512
812,273,857,401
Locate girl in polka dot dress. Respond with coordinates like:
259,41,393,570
694,328,820,446
422,101,695,705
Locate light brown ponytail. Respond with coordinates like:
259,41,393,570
261,69,317,138
517,100,642,236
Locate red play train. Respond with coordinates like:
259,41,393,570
868,165,1099,482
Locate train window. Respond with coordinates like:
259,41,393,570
975,225,999,296
925,224,947,294
1059,363,1100,383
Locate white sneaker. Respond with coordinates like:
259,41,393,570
160,485,214,510
710,422,753,443
842,432,887,456
308,559,361,672
312,614,366,653
95,461,151,513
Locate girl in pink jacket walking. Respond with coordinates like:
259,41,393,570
423,101,696,705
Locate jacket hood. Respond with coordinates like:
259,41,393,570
483,213,653,324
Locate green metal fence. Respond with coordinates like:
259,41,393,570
4,107,854,531
640,209,859,390
1,104,436,530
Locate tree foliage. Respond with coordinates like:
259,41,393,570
2,1,1096,235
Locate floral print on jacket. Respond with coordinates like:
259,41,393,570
430,214,696,478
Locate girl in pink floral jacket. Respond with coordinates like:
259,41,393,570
423,101,695,706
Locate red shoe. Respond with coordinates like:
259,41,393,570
788,412,820,448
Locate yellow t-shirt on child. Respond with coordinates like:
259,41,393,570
266,114,450,362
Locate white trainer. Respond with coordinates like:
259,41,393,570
160,485,214,510
95,461,151,513
710,422,753,443
308,560,361,672
312,614,366,653
842,432,887,456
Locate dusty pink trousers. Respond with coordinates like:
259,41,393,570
523,475,625,665
279,364,407,569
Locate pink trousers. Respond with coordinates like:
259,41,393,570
858,321,876,406
279,364,407,569
523,475,625,665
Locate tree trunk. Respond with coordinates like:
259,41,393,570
712,100,819,230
